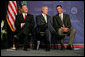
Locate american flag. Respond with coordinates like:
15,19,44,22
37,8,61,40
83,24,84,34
6,1,17,32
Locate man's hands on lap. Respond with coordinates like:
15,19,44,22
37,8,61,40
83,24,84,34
61,27,69,32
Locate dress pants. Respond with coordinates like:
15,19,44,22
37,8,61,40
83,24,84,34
58,28,76,46
34,29,51,50
16,31,30,49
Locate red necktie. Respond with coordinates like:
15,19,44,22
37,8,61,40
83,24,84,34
24,14,26,20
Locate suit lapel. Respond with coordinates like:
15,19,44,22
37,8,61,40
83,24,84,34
20,13,30,21
47,15,49,22
26,14,29,21
63,14,65,24
57,14,63,25
41,14,46,23
20,14,25,21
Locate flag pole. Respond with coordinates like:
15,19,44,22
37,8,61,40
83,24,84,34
11,35,16,50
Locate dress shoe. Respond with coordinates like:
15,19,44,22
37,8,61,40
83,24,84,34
23,47,28,51
53,47,59,50
67,45,73,50
46,48,50,51
23,48,27,51
32,47,37,50
60,46,66,50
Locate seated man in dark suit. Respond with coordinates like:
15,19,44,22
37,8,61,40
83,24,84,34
53,5,76,50
36,6,55,51
15,4,34,51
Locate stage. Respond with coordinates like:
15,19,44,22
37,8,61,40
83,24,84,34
1,48,84,56
1,1,84,56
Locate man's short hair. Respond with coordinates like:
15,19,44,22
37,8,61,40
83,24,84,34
21,4,27,8
41,6,48,10
56,5,62,8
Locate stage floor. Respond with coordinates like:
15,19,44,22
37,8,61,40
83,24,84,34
1,48,84,56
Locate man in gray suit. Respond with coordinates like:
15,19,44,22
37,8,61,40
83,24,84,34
53,5,76,50
36,6,55,51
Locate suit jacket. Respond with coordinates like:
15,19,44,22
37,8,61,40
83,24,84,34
36,14,55,33
53,13,72,32
15,14,34,35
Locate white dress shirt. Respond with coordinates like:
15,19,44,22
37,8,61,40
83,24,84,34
21,13,27,28
22,13,27,19
59,13,65,27
59,13,63,21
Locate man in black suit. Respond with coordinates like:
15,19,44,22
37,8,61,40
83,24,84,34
36,6,55,51
53,5,76,50
15,4,34,51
